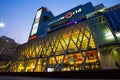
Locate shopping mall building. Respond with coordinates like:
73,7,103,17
9,2,120,72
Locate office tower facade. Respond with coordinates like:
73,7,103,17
0,36,19,60
9,2,120,72
0,36,19,71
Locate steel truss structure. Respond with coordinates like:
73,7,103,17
10,21,101,72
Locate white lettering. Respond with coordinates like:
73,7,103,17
78,8,82,12
86,11,97,19
73,12,75,15
48,8,82,25
61,16,65,20
75,10,78,13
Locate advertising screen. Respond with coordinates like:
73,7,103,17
30,9,42,36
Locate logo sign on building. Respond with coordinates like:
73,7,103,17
65,12,73,19
48,8,82,25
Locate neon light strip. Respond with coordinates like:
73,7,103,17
66,19,83,26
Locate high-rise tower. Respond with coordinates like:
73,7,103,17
29,7,54,41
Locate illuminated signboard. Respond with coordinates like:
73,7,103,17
31,9,42,36
48,8,82,25
66,19,83,26
65,12,73,18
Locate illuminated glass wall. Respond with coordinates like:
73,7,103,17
9,3,120,72
10,21,101,72
88,14,120,69
88,15,116,46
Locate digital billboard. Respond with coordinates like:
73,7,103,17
30,9,42,40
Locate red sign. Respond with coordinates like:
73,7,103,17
30,35,36,40
65,12,73,19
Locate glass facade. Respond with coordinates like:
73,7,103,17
88,14,120,69
104,7,120,41
9,2,120,72
10,21,101,72
88,15,117,46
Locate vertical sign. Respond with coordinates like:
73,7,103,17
30,9,42,36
